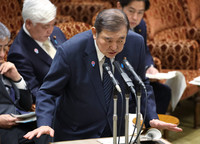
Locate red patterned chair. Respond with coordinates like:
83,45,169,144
52,0,116,7
180,0,200,29
56,15,74,24
56,21,92,39
55,1,112,25
180,0,200,45
144,0,200,69
0,0,23,61
144,0,200,128
0,0,23,39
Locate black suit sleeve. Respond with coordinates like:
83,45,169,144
18,89,33,111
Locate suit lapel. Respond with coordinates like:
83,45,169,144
0,79,10,99
83,37,107,113
22,29,52,66
0,78,15,103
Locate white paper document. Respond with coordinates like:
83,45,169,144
189,76,200,86
10,112,36,123
165,71,186,111
146,71,176,80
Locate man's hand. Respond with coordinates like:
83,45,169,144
0,114,18,128
0,62,21,81
146,66,159,75
149,119,182,132
146,66,159,82
24,126,54,140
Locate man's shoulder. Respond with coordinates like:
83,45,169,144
127,30,144,41
135,19,146,32
9,32,28,51
52,26,63,33
59,30,93,55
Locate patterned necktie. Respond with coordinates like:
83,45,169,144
43,40,56,58
103,57,113,108
7,86,15,102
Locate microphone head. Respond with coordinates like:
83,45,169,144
122,59,132,70
113,61,124,74
103,63,111,71
145,128,162,140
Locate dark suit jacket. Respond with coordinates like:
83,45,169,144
7,26,67,100
135,19,171,114
36,30,158,141
135,19,154,68
0,76,32,114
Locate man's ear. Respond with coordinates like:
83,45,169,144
91,27,97,40
25,19,33,30
117,2,122,9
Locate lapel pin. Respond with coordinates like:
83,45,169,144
139,29,141,32
91,61,95,67
34,48,39,54
53,35,58,44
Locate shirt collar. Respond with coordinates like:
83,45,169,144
94,40,104,62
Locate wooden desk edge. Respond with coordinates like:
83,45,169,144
50,137,172,144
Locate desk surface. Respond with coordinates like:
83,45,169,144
51,137,172,144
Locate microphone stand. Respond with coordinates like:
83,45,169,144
136,86,142,144
125,89,130,144
113,88,118,144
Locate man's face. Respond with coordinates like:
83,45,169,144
26,19,56,42
118,1,145,29
0,37,9,64
92,26,127,58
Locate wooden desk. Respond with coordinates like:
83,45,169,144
51,137,172,144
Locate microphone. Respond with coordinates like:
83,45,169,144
113,61,136,96
103,63,122,93
145,128,162,140
122,58,145,89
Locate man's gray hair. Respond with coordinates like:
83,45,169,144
94,9,130,34
22,0,57,25
0,22,10,40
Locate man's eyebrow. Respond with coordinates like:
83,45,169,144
104,37,112,40
120,36,126,39
129,7,145,12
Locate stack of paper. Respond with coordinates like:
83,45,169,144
146,71,176,80
10,112,36,123
189,76,200,86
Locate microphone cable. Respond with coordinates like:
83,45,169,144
129,87,147,144
118,58,148,144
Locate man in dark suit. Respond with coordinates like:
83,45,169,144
24,9,182,142
7,0,67,102
0,22,38,144
117,0,171,114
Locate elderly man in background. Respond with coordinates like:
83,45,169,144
7,0,67,102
